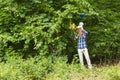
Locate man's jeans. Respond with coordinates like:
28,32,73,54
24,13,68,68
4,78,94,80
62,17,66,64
78,48,92,69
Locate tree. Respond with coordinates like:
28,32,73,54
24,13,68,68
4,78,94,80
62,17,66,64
0,0,120,63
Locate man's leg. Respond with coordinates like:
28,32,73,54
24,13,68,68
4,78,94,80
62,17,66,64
83,48,92,69
78,49,84,65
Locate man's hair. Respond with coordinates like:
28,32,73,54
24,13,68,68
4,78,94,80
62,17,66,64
79,22,84,26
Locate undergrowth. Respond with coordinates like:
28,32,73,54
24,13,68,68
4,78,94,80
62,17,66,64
0,56,120,80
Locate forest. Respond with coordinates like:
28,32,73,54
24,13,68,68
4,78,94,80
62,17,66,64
0,0,120,80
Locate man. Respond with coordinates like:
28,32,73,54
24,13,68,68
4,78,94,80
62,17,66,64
76,22,92,69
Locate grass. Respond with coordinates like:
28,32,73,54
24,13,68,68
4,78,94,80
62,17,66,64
0,56,120,80
45,64,120,80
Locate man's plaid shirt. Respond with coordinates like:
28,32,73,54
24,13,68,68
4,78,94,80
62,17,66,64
77,29,88,49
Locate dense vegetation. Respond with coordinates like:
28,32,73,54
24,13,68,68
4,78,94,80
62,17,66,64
0,0,120,79
0,56,120,80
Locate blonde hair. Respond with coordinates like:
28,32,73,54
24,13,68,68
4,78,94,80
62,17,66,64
71,23,77,31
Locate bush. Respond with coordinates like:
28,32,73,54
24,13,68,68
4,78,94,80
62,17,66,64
0,55,54,80
0,55,120,80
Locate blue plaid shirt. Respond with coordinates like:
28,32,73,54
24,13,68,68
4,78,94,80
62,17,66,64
77,29,88,49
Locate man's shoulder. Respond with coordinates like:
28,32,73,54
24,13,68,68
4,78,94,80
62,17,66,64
83,29,88,34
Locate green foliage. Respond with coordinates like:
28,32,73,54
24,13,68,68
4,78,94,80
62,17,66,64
0,56,120,80
0,56,54,80
0,0,120,63
0,0,94,60
0,0,120,80
86,0,120,62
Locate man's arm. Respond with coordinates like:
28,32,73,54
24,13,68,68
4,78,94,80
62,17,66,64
82,29,88,38
83,29,88,34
